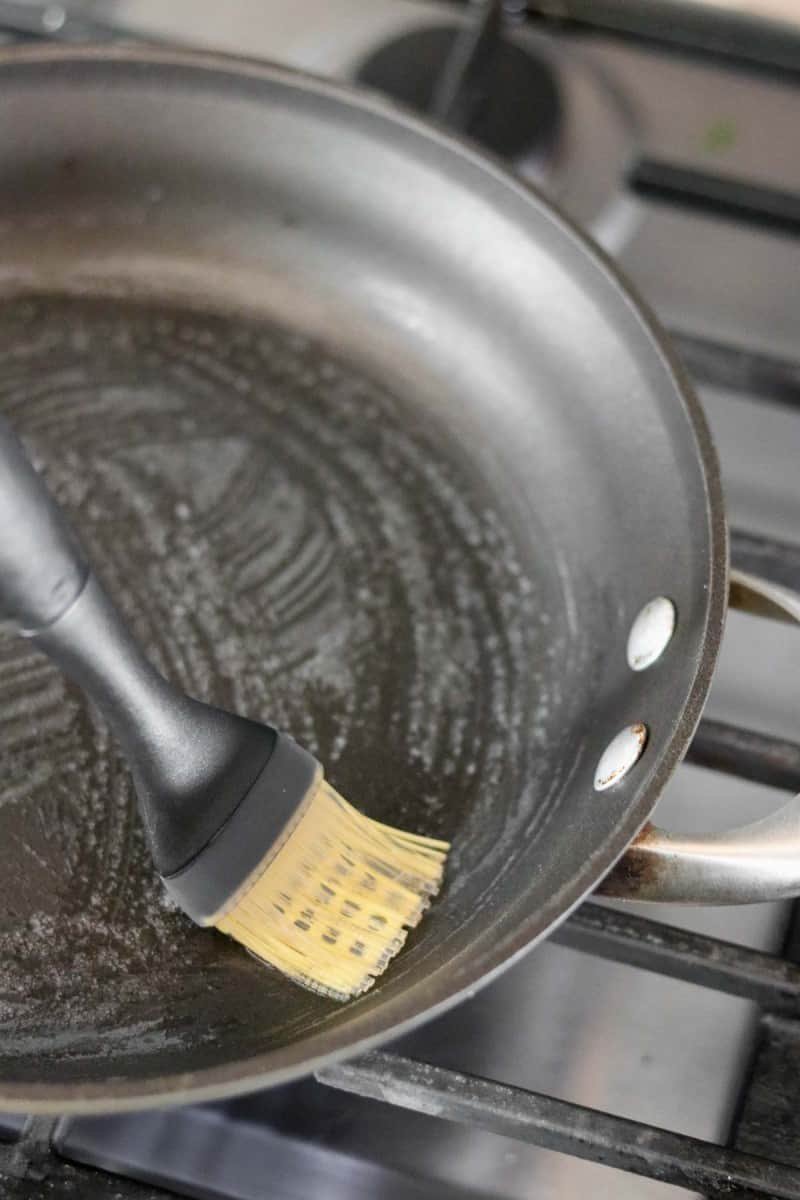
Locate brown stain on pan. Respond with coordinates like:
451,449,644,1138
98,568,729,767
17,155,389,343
595,822,665,898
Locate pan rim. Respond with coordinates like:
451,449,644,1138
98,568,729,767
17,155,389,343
0,42,728,1112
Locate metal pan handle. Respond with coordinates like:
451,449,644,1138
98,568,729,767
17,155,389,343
599,569,800,904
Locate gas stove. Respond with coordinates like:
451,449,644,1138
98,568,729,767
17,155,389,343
2,2,800,1197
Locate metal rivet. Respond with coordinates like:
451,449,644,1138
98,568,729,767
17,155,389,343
41,5,66,31
594,723,648,792
627,597,676,672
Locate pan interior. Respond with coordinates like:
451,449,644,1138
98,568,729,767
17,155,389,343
0,293,560,1084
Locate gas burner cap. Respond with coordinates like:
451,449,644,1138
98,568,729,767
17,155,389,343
356,25,561,161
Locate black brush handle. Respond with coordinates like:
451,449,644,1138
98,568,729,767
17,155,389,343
0,415,89,632
0,415,276,875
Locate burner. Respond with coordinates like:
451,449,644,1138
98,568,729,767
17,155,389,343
356,25,561,161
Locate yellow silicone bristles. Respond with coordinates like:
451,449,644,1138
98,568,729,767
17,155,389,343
213,778,450,1001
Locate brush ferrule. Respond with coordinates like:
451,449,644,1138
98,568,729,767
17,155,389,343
162,732,321,923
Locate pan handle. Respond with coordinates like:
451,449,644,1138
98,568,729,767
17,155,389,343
598,569,800,904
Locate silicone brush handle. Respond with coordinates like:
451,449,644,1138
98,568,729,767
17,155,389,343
0,414,89,632
0,415,278,876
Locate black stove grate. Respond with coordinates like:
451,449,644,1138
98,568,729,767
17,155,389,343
319,1049,800,1200
0,1116,172,1198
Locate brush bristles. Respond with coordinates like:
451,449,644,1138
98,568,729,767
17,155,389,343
213,779,450,1001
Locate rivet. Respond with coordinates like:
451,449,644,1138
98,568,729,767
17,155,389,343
627,597,676,671
41,5,66,32
594,723,648,792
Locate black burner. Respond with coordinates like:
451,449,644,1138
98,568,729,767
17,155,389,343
356,25,560,160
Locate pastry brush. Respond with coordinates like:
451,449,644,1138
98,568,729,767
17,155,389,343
0,416,449,1001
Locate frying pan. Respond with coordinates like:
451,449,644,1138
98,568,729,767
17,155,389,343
0,44,797,1114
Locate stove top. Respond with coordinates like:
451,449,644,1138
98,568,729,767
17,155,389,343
2,3,800,1198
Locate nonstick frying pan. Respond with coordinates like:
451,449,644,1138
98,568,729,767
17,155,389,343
0,45,797,1114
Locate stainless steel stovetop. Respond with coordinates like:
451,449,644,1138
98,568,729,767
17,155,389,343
4,3,800,1197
